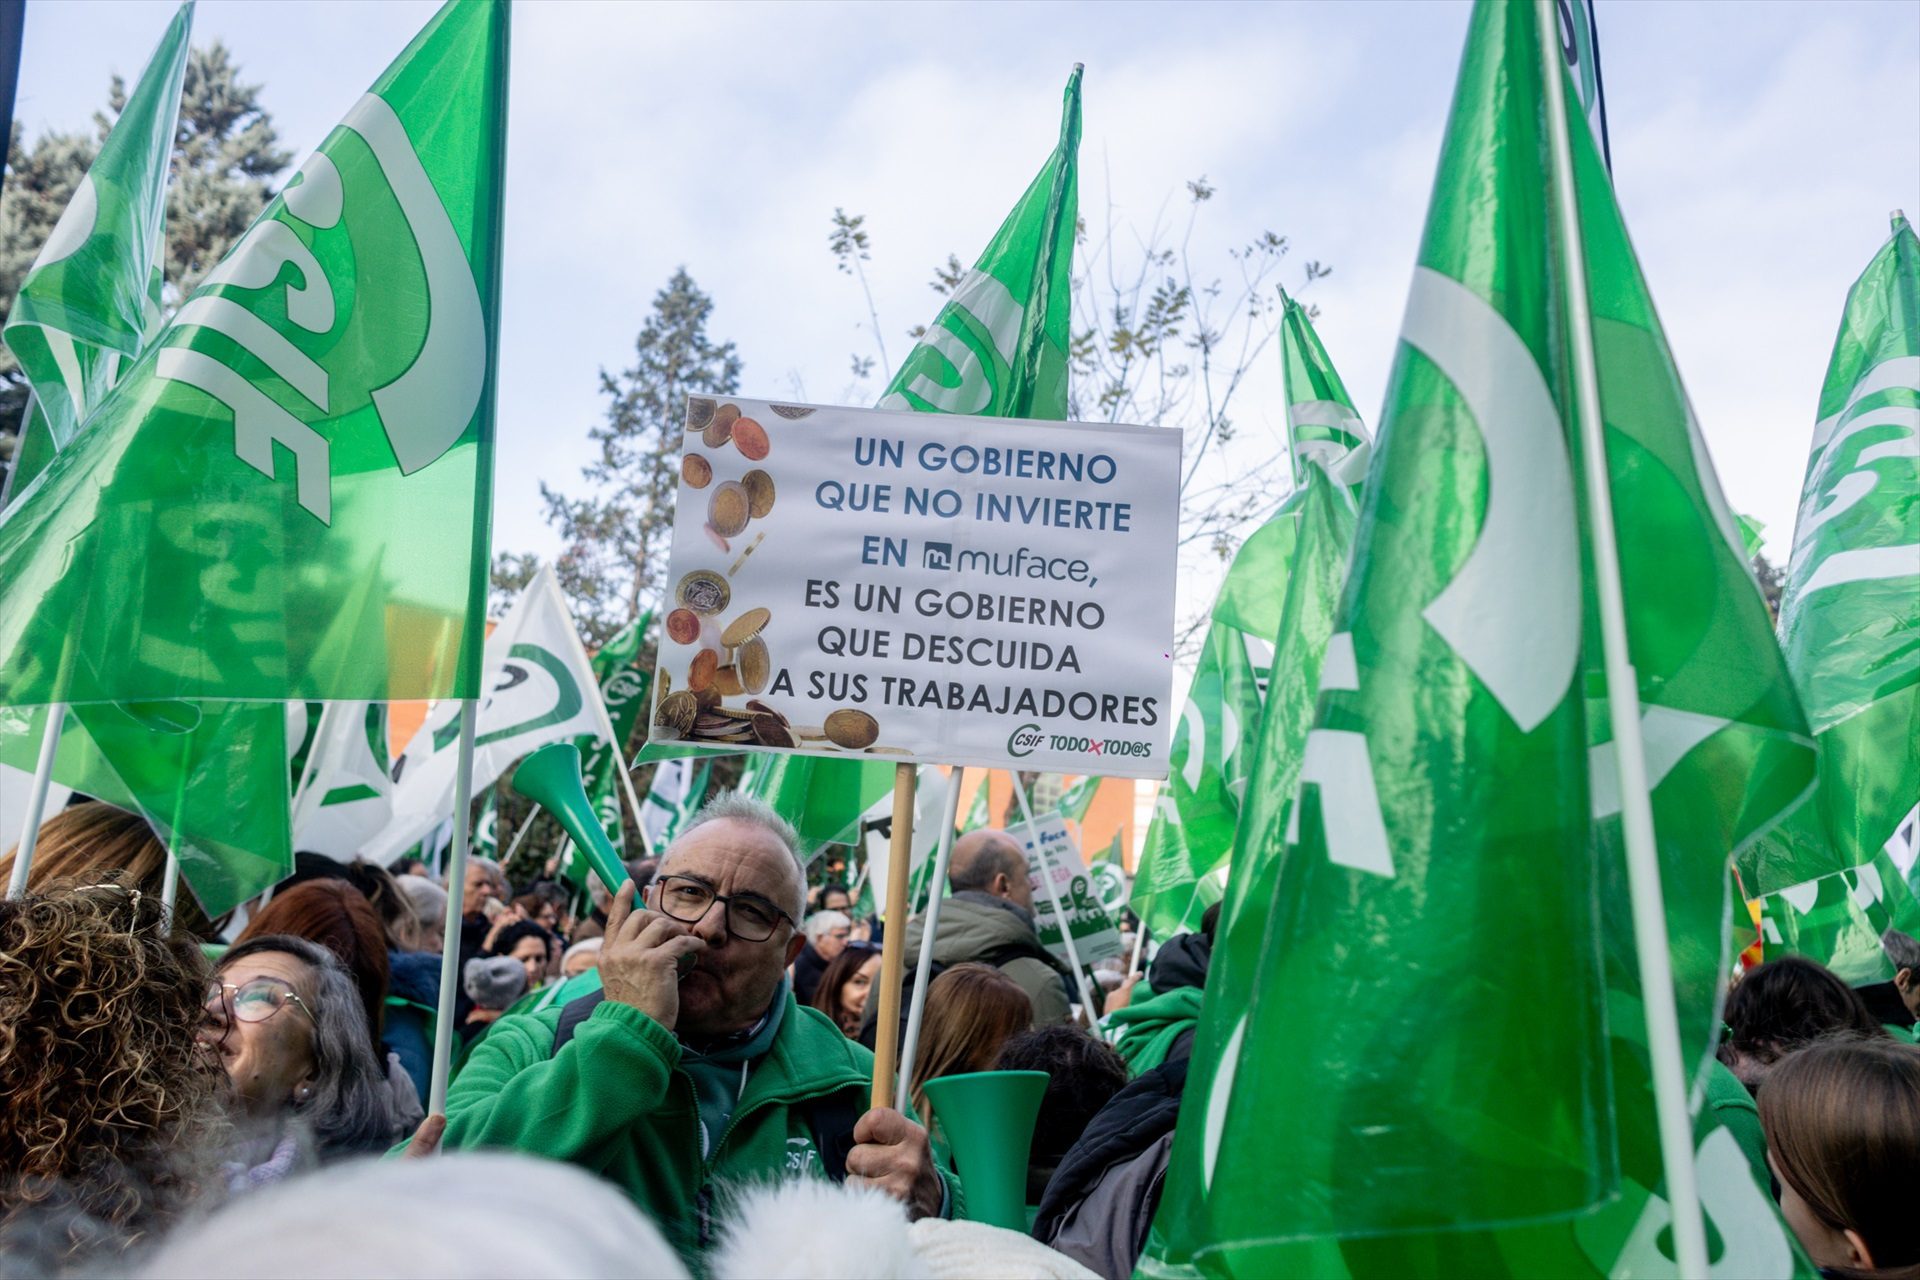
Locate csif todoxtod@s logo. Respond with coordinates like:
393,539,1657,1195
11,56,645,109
1007,721,1154,762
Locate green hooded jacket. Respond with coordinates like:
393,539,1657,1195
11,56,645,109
441,972,916,1264
1103,984,1204,1077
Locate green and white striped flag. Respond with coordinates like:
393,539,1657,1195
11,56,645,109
1146,4,1813,1275
1757,214,1919,899
2,2,189,500
1131,294,1372,940
1279,289,1371,495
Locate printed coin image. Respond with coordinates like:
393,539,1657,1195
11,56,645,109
741,469,775,518
682,454,713,488
708,481,751,537
654,690,698,733
704,523,731,554
744,699,787,722
714,665,744,698
824,708,879,750
864,746,911,755
732,417,770,461
737,636,770,693
714,402,742,430
666,608,701,645
702,418,732,449
789,724,826,740
687,648,719,691
676,570,730,615
692,687,721,711
751,713,794,748
722,607,771,648
686,397,716,431
769,404,814,419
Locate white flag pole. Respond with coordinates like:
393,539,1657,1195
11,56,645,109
500,802,543,865
160,849,181,912
427,701,479,1117
1536,5,1706,1275
1010,775,1100,1023
896,767,966,1114
1126,915,1148,981
7,704,66,899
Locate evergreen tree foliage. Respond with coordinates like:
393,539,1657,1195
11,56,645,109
519,267,742,643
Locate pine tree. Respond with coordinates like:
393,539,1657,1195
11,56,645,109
525,267,743,644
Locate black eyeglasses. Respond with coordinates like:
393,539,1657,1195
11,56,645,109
653,875,796,942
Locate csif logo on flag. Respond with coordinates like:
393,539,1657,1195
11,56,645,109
154,93,486,527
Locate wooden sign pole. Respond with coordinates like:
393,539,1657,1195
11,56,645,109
870,762,918,1109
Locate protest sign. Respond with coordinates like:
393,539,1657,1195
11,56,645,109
647,396,1179,777
1015,810,1124,965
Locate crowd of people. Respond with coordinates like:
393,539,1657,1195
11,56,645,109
2,794,1918,1277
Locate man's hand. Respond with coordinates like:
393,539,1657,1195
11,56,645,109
400,1113,446,1159
598,879,705,1031
846,1106,943,1221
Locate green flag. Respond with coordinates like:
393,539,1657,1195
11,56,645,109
1758,215,1919,900
2,2,190,500
578,609,654,851
472,787,499,860
1055,773,1099,823
1129,586,1262,938
877,65,1079,421
0,3,295,914
1149,4,1812,1275
1279,290,1372,495
738,752,893,851
733,66,1086,840
0,0,510,708
1146,458,1354,1270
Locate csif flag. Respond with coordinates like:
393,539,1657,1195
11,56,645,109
0,0,511,709
1145,3,1813,1276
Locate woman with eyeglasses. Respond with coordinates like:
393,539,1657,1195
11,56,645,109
202,935,398,1184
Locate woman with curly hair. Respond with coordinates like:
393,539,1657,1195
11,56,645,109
0,880,226,1261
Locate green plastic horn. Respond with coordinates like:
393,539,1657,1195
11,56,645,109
510,742,628,894
919,1069,1049,1231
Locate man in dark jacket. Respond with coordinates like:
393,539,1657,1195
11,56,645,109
893,828,1076,1028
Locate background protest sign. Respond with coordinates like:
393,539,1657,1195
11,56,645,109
648,396,1178,777
1016,809,1124,965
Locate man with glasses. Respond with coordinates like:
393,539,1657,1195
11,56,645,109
440,793,951,1265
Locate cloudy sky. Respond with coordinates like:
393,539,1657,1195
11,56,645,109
12,0,1919,621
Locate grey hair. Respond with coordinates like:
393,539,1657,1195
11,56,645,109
677,792,807,917
393,875,447,948
1884,928,1920,973
467,855,506,887
217,936,397,1158
804,910,852,944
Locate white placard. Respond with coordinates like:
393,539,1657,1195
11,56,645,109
1015,810,1124,965
649,396,1178,777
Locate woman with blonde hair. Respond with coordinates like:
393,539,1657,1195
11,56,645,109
0,880,225,1264
1,801,213,935
907,962,1033,1126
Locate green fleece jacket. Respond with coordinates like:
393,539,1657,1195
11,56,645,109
1103,985,1204,1076
441,974,896,1264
